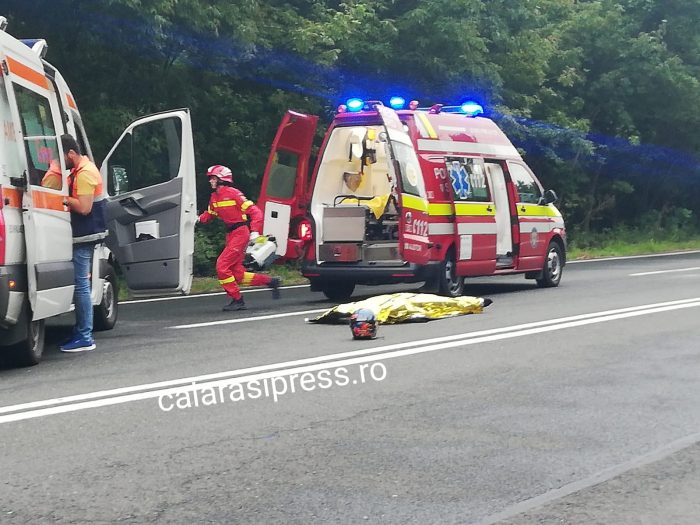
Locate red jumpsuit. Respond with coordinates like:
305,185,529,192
199,186,272,300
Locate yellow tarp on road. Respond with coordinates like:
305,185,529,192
309,292,489,324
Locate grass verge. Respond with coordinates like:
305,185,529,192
568,238,700,260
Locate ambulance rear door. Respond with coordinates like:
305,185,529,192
1,49,74,320
258,110,318,258
101,109,196,296
376,105,431,266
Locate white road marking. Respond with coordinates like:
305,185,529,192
475,429,700,525
2,297,700,424
120,284,310,304
567,249,700,264
629,266,700,277
170,308,329,329
116,251,700,305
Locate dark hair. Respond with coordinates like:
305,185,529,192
61,134,81,155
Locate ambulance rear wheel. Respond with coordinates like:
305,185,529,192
322,281,355,302
536,241,563,288
438,251,464,298
94,268,118,331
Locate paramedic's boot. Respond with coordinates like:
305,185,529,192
269,277,281,300
223,298,247,311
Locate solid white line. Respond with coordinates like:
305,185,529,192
120,284,310,305
8,297,699,416
170,308,329,329
567,250,700,264
630,266,700,277
475,429,700,525
2,297,700,424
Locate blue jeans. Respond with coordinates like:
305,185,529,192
72,244,94,341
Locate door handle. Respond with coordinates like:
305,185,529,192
119,196,147,215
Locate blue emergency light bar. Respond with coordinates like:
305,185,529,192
389,96,406,109
460,101,484,116
346,98,364,112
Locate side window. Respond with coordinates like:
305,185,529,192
266,150,298,199
446,157,491,202
507,162,542,204
390,140,426,198
71,112,91,160
13,84,62,190
107,116,182,196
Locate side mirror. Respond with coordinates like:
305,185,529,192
542,189,558,205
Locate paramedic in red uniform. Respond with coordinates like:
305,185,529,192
198,165,280,311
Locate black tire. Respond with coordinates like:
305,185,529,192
8,304,45,367
321,281,355,302
94,267,118,331
438,250,464,297
536,241,564,288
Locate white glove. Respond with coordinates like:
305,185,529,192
249,231,260,241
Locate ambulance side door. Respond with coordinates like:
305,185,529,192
258,110,318,258
506,161,550,270
444,156,496,275
1,52,74,320
376,106,431,265
101,110,196,296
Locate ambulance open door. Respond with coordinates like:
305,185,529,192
101,109,196,296
258,110,318,259
376,105,431,266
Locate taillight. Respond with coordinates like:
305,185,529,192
297,219,313,242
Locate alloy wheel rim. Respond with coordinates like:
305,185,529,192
103,280,115,319
548,249,561,282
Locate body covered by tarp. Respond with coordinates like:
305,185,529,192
309,293,489,324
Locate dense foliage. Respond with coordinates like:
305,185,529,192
5,0,700,269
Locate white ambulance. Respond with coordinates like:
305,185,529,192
0,19,196,366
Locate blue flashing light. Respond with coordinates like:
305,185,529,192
389,96,406,110
346,98,364,112
460,101,484,117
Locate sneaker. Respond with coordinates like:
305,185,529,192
223,298,247,311
269,277,281,300
60,337,96,353
482,298,494,308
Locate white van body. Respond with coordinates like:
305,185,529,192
0,20,196,365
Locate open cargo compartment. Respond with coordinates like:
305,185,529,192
310,124,402,265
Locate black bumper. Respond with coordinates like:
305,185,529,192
302,260,441,286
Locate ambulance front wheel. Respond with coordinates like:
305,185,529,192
321,281,355,302
438,251,464,298
536,241,564,288
94,267,118,331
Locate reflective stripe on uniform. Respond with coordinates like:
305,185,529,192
241,201,254,211
219,276,236,284
241,272,255,285
212,200,238,208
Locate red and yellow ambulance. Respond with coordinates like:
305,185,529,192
258,97,566,301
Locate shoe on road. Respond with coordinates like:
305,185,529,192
269,277,281,300
60,337,96,353
223,298,247,311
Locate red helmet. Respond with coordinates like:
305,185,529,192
206,165,233,183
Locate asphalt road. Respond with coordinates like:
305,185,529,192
2,251,700,524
